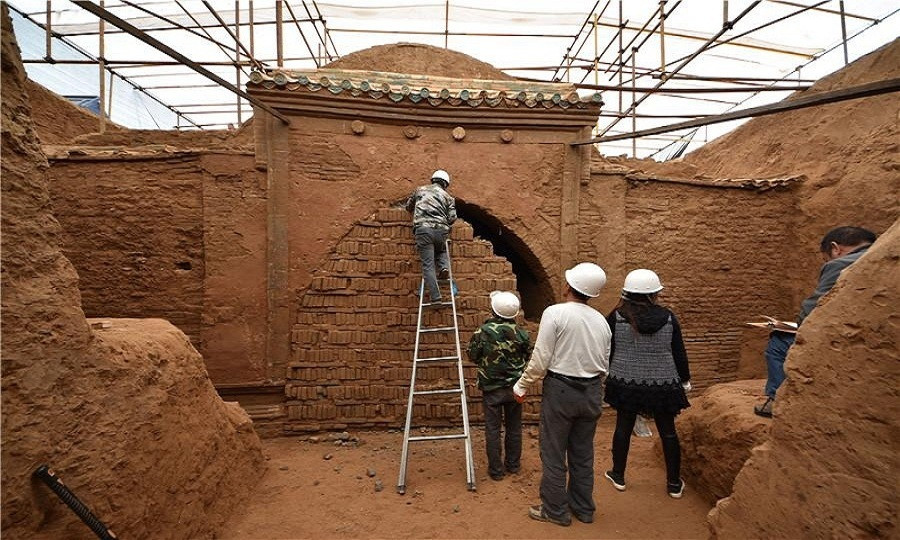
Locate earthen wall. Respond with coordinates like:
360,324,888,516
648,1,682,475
48,152,269,384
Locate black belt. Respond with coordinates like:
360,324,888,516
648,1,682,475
547,370,601,391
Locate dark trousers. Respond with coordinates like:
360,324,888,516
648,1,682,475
539,376,603,521
482,387,522,478
611,410,681,485
414,227,449,302
765,331,795,398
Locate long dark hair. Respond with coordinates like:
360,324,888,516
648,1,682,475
612,291,658,334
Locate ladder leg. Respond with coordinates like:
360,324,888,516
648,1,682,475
447,240,477,491
397,280,426,495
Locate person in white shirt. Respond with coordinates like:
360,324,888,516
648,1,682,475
513,262,611,527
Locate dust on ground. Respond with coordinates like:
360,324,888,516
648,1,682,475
222,413,712,539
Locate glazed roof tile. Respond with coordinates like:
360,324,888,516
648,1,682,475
248,68,603,110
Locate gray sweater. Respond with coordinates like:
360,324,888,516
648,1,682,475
797,245,870,325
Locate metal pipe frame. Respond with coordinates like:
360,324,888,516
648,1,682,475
119,0,250,61
312,0,339,57
284,0,320,68
551,0,603,81
572,77,900,145
597,0,762,138
202,0,260,70
9,3,201,128
71,0,290,124
301,0,332,61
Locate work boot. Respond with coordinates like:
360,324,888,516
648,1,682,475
528,505,571,527
438,268,450,280
754,397,774,418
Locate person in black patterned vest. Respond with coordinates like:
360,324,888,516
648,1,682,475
603,269,692,499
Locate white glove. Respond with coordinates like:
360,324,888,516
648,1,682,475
681,381,692,392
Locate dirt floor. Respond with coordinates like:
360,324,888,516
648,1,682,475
222,413,712,539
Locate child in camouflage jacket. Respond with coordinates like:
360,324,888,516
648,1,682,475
467,291,532,480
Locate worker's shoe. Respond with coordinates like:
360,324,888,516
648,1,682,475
438,268,450,280
572,511,594,524
528,505,571,527
604,470,626,492
754,397,774,418
667,479,685,499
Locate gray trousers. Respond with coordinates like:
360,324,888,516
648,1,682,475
483,386,522,478
539,375,603,521
414,226,449,301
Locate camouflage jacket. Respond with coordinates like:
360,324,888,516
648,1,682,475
467,317,531,392
405,183,456,231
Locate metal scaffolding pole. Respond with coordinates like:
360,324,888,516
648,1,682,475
444,0,449,49
276,0,284,65
839,0,849,65
617,0,623,114
630,48,636,156
71,0,290,125
572,78,900,145
98,0,106,133
659,0,666,76
593,14,599,86
235,0,242,124
44,0,52,60
249,0,255,59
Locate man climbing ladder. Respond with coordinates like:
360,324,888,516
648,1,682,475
405,169,456,303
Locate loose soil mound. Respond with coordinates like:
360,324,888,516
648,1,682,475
71,127,253,149
676,380,771,503
682,39,900,261
1,7,265,538
326,42,516,80
708,218,900,538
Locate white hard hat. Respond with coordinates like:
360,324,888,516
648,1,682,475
490,291,520,319
431,169,450,186
565,262,607,298
623,269,663,294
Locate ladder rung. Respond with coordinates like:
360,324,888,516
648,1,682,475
419,326,455,333
409,433,468,442
413,388,462,396
415,355,459,363
423,301,453,308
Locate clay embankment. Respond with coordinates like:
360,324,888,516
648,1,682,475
1,6,265,539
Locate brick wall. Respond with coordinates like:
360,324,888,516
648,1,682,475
48,152,269,384
49,156,205,344
593,178,800,389
285,207,542,432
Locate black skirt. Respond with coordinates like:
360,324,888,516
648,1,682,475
604,376,690,416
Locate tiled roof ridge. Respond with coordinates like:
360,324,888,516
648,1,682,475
248,68,603,110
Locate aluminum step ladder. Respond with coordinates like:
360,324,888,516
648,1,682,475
397,241,475,494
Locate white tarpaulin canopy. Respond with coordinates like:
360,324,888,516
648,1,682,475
8,0,898,158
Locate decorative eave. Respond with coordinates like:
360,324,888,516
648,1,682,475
623,173,805,191
247,68,603,128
